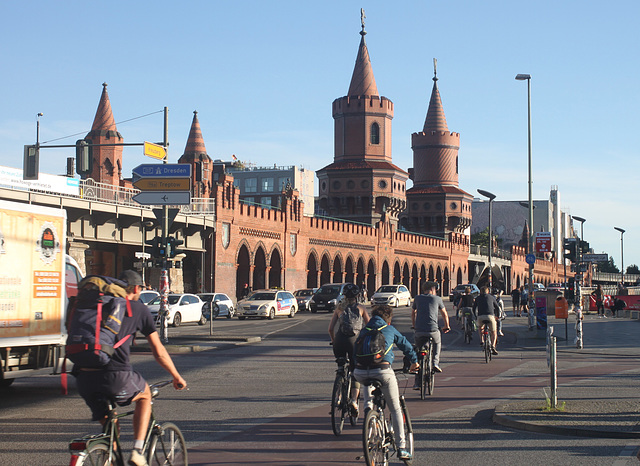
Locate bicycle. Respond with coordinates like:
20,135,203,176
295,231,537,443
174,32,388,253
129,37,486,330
68,381,187,466
481,323,492,363
360,369,414,466
330,356,358,436
415,339,435,399
462,311,474,344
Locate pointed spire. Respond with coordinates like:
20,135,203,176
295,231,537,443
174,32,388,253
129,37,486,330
347,12,378,97
423,60,449,132
91,83,117,132
182,111,209,158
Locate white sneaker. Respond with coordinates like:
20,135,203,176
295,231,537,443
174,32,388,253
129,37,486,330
128,450,148,466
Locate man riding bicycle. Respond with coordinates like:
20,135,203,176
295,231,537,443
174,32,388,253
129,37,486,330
473,286,500,355
353,305,419,461
328,283,370,415
73,270,187,466
412,281,450,379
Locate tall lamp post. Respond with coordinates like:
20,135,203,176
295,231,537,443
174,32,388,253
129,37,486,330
572,216,586,296
516,73,534,315
614,227,625,286
478,189,496,291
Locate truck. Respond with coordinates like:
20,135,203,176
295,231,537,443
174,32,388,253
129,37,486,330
0,200,83,386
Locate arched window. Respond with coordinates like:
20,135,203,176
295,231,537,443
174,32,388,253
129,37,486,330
370,122,380,145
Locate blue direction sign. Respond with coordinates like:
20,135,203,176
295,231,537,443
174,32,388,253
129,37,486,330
132,164,191,181
132,191,191,206
525,253,536,265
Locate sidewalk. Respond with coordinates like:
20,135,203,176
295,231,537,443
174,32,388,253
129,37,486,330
495,314,640,439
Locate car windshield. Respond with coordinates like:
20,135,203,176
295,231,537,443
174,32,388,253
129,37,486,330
149,295,180,305
377,286,398,293
249,292,276,301
295,290,314,297
198,294,214,303
317,285,341,295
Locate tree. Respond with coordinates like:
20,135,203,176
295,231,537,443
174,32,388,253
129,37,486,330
626,264,640,275
470,227,502,249
597,257,619,273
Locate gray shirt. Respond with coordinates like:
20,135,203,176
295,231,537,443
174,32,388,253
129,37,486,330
412,294,445,334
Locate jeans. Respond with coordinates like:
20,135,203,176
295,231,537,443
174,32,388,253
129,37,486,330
354,366,406,449
415,331,441,366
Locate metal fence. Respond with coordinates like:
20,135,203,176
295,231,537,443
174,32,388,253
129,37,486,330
469,244,512,261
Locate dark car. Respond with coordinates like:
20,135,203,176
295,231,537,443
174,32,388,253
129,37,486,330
294,288,316,311
308,283,352,313
449,284,480,303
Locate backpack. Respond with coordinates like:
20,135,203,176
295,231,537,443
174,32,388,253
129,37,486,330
355,323,391,366
339,303,364,337
65,275,133,368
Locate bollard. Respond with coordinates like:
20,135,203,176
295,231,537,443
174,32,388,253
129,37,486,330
574,304,583,349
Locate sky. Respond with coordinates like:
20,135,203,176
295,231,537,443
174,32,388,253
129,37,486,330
2,0,639,270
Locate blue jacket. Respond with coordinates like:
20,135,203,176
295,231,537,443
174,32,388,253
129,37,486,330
358,315,417,365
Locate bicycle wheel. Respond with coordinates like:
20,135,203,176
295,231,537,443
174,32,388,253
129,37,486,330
419,352,427,401
147,422,188,466
331,374,346,436
399,396,414,466
427,342,435,396
484,338,490,363
362,409,388,466
75,442,111,466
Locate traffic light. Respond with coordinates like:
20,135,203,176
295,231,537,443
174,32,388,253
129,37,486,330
579,240,590,254
566,277,575,302
563,238,577,262
168,237,185,258
76,139,93,175
145,236,166,260
23,145,39,180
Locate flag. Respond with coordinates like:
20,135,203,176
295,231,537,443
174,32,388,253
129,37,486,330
232,154,237,161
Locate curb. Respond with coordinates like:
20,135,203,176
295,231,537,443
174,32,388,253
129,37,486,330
492,410,640,439
131,336,261,353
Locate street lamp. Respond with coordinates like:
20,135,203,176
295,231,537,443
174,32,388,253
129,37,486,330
572,216,586,241
478,189,496,290
614,227,625,286
516,73,534,316
572,215,586,294
36,113,43,147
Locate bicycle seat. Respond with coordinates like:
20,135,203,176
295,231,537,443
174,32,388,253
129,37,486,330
335,356,349,366
362,379,383,389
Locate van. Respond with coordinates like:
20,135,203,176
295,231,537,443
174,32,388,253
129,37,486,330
309,283,352,313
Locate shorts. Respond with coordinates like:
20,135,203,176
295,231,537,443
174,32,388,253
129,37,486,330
75,370,147,421
477,315,497,333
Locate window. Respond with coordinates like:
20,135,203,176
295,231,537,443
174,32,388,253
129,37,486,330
244,178,257,193
278,177,289,191
245,196,255,204
370,122,380,145
261,196,272,206
261,177,274,192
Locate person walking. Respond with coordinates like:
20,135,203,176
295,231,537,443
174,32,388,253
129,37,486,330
519,286,527,317
511,287,521,317
592,285,605,317
495,289,506,337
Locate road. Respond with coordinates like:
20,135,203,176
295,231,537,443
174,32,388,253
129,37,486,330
1,300,639,465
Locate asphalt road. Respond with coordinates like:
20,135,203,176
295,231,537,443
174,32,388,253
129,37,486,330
1,300,639,465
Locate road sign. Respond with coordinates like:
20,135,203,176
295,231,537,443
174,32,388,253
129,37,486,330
132,191,191,206
583,253,608,263
135,252,151,259
133,177,191,191
525,253,536,265
535,232,552,253
143,141,166,160
132,164,191,180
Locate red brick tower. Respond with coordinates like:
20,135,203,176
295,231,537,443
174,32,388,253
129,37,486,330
317,18,407,226
83,83,123,185
403,63,472,237
178,111,212,198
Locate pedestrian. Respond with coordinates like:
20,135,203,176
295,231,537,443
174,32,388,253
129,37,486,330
242,283,250,298
495,289,506,336
519,286,527,317
591,285,605,318
511,287,520,316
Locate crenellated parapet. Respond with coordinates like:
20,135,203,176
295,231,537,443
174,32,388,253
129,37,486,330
332,95,394,117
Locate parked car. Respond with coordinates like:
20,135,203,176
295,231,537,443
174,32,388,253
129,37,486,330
526,283,546,292
139,290,160,305
236,290,298,320
547,283,565,292
371,284,412,307
449,284,481,303
147,293,206,327
198,292,235,319
308,283,352,313
294,288,316,311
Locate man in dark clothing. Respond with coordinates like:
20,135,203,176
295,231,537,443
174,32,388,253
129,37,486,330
511,287,521,316
473,286,500,355
74,270,187,466
412,281,450,374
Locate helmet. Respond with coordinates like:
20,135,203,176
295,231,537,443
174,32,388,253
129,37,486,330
343,283,360,299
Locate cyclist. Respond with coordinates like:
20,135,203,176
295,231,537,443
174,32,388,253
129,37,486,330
328,283,370,415
73,270,187,466
473,286,500,355
353,305,419,461
412,281,450,380
456,286,475,329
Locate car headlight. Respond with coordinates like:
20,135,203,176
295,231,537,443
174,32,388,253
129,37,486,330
258,303,269,311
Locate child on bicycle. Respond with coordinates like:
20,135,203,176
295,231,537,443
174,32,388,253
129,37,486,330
353,304,419,461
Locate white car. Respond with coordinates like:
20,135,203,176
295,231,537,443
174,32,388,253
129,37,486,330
139,290,160,305
371,284,412,308
147,293,206,327
237,290,297,320
198,292,236,319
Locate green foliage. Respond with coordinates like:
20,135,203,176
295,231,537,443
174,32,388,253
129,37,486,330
470,227,503,248
597,257,619,273
626,264,640,274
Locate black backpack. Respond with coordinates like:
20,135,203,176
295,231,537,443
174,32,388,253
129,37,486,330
355,323,391,366
65,276,132,368
339,303,364,337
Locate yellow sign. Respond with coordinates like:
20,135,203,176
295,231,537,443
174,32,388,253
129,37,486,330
143,141,167,160
133,177,191,191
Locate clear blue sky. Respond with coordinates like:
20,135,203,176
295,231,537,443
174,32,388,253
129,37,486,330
2,1,639,270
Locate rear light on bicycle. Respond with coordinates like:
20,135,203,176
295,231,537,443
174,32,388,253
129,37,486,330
69,440,87,453
419,351,427,357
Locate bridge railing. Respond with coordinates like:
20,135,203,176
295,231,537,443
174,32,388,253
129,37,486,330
469,244,512,261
